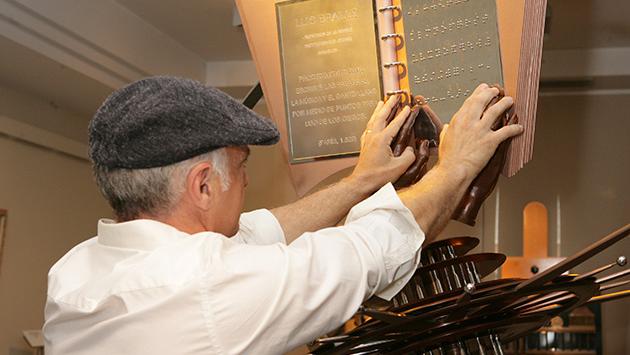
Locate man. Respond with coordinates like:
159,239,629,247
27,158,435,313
44,76,521,354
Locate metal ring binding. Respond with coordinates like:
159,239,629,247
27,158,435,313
386,90,407,96
381,33,402,40
378,5,400,12
383,61,404,68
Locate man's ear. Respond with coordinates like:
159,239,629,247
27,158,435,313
187,162,213,210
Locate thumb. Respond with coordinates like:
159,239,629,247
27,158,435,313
395,146,416,169
439,123,449,143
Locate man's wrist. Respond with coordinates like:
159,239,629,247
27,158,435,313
342,173,382,199
434,159,474,186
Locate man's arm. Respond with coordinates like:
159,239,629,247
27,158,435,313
272,84,522,244
217,85,523,353
271,96,416,243
398,84,522,240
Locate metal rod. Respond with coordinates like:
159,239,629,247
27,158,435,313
451,263,463,288
573,262,616,281
596,268,630,284
574,256,626,281
600,279,630,291
476,337,487,355
445,283,476,322
359,307,407,325
491,334,504,355
470,262,482,283
587,289,630,304
516,224,630,291
447,245,456,258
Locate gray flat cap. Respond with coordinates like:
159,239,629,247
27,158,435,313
89,76,279,169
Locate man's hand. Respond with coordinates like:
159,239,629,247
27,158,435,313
271,95,420,243
436,84,523,181
451,84,517,225
398,83,523,240
348,95,417,193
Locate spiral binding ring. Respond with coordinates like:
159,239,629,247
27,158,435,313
386,90,411,105
378,5,400,12
386,90,407,96
383,61,405,68
381,33,402,40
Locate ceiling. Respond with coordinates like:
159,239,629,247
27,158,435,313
116,0,252,61
0,35,111,119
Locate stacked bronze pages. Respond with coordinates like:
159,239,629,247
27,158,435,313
309,224,630,354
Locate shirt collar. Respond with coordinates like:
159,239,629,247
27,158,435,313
97,218,190,251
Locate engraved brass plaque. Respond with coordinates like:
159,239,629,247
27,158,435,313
276,0,382,163
402,0,503,122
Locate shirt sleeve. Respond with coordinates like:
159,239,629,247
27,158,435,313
232,209,287,245
203,183,424,354
343,183,425,300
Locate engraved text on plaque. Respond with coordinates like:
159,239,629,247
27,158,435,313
277,0,382,162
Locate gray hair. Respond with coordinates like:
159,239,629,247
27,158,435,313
94,148,231,221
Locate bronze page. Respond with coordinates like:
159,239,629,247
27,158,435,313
402,0,504,121
277,0,382,162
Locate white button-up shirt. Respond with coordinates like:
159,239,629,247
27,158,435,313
44,184,424,354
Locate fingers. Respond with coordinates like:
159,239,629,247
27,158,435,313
393,139,431,189
460,84,500,122
368,95,400,131
411,140,431,184
360,129,368,149
384,97,401,125
370,100,384,120
418,138,430,157
392,146,417,189
384,105,411,139
365,100,384,131
474,86,501,110
439,123,449,143
413,95,444,145
473,82,500,98
420,104,444,133
492,123,524,143
396,146,416,168
481,96,514,129
471,83,491,97
391,107,419,156
489,83,505,97
414,95,426,105
385,94,400,111
366,96,399,131
409,140,429,172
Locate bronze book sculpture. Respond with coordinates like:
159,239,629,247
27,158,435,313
389,85,514,226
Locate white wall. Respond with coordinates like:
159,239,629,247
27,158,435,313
482,93,630,354
0,88,110,355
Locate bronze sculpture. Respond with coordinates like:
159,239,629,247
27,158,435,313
311,224,630,354
389,85,516,226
